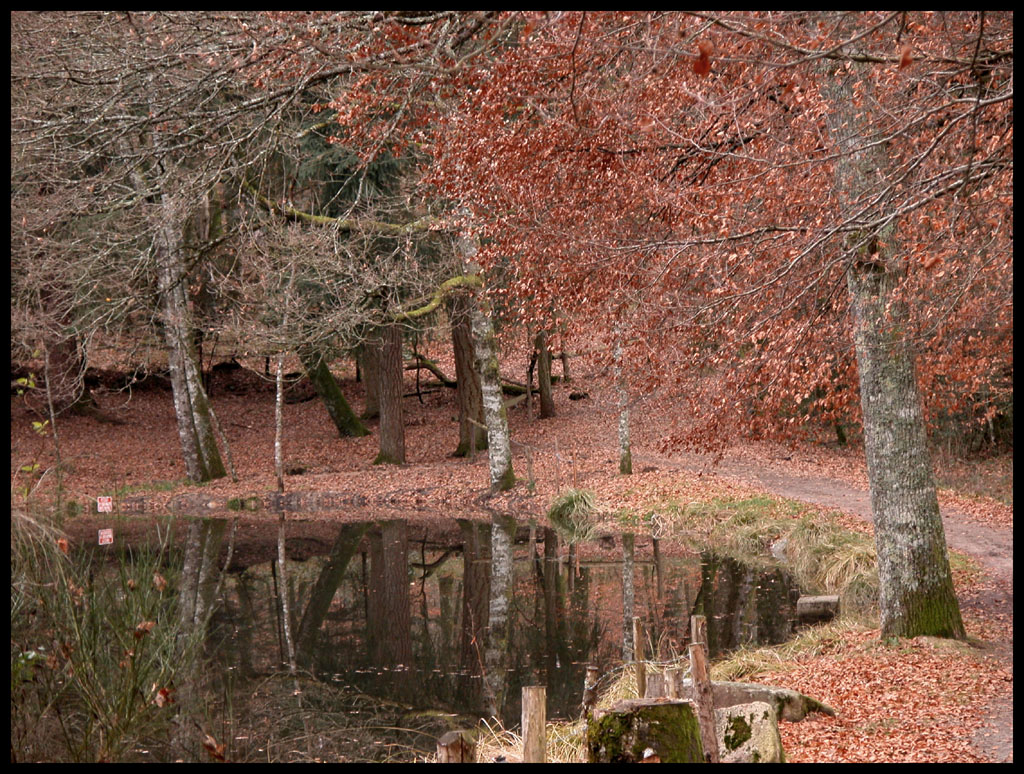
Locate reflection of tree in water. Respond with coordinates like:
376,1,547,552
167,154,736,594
192,520,809,759
694,551,800,658
502,526,602,725
367,520,414,699
455,519,490,711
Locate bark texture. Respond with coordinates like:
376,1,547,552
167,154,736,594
535,330,556,418
374,324,406,465
825,47,965,640
359,338,381,420
470,298,515,491
155,194,226,483
450,293,488,457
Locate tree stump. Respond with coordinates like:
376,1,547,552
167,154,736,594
436,729,476,763
586,698,704,763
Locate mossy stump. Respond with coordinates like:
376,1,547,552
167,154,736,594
586,698,705,763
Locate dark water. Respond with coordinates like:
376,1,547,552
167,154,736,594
59,508,802,761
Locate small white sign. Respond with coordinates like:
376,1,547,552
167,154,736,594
98,528,114,546
97,496,113,513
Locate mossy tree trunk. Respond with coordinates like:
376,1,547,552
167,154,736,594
825,45,965,640
298,347,369,438
470,296,515,491
455,223,514,491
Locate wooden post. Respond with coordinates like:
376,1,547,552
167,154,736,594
666,667,679,699
632,616,647,699
522,685,546,763
436,730,476,763
690,614,707,652
582,665,600,714
689,643,719,763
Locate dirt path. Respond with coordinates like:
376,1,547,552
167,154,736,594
638,449,1013,763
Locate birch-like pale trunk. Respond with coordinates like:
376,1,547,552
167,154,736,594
824,43,965,640
470,298,515,492
154,193,226,483
457,227,514,492
613,334,632,475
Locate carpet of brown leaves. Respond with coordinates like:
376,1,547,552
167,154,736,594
760,621,1013,763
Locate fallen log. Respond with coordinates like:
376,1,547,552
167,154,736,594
797,594,840,625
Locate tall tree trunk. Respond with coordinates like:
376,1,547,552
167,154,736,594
457,223,514,491
614,334,632,475
374,324,406,465
155,195,226,483
825,47,965,640
535,330,556,419
298,347,369,437
470,297,515,491
359,337,381,420
450,294,488,457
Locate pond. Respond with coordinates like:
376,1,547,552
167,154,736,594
15,503,804,762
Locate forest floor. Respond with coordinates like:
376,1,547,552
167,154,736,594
9,347,1013,763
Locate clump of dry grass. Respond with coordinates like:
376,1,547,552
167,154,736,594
547,488,599,543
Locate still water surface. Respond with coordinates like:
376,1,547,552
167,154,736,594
66,508,802,761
